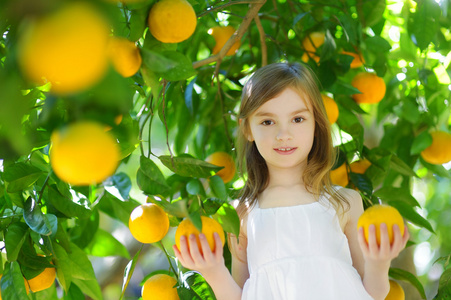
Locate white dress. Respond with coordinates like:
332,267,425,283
241,195,374,300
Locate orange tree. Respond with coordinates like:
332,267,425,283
0,0,450,299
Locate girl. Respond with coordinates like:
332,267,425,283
173,62,409,300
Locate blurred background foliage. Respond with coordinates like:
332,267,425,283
0,0,450,299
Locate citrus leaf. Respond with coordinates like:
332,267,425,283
435,265,451,299
23,196,54,236
411,131,432,155
72,277,102,300
365,36,391,53
129,8,148,42
387,200,434,233
186,178,206,197
158,51,197,81
408,0,441,51
141,48,176,73
390,155,418,177
137,156,170,195
179,271,217,300
360,0,386,27
419,157,451,178
159,155,222,178
48,185,92,219
389,267,426,299
0,261,29,300
213,203,239,237
209,175,228,201
3,162,44,193
374,187,420,207
98,192,141,225
147,196,189,219
349,173,373,195
53,242,73,292
104,172,132,200
85,228,130,259
5,222,29,261
120,246,142,300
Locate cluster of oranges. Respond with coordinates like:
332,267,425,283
128,202,225,299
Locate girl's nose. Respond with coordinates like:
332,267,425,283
276,126,293,141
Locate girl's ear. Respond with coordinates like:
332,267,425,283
239,118,254,141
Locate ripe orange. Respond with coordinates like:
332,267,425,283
206,152,236,183
302,32,325,63
129,203,170,243
50,121,120,186
357,204,405,245
350,159,371,174
341,51,365,68
17,2,110,94
420,131,451,165
142,274,179,300
108,37,142,78
0,274,29,298
27,267,56,292
321,95,339,124
351,72,386,104
175,216,225,254
209,26,240,56
385,280,405,300
148,0,197,43
330,163,348,187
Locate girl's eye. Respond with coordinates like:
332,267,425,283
293,117,304,123
261,120,274,126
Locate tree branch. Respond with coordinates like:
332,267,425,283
254,13,267,66
197,0,266,18
193,0,267,69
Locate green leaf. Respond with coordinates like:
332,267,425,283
408,0,441,51
23,196,54,236
137,156,171,195
411,131,432,155
64,284,85,300
213,203,240,236
120,246,142,300
85,228,130,259
3,162,44,193
0,261,29,300
387,200,434,233
72,277,102,300
68,243,98,281
209,175,228,201
148,196,189,219
390,155,418,177
361,0,386,27
53,242,73,292
158,51,197,81
435,265,451,299
374,187,420,207
48,186,92,219
365,36,392,53
128,9,148,42
159,155,222,178
329,80,361,96
105,172,132,200
179,271,217,300
186,179,206,197
70,209,99,249
141,48,176,73
5,222,29,261
419,157,451,178
98,192,141,225
349,173,373,195
389,267,426,299
203,198,226,216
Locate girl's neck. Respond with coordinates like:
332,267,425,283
266,165,305,189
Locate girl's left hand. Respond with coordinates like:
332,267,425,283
173,232,225,277
357,223,410,264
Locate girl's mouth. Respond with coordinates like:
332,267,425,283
274,147,297,155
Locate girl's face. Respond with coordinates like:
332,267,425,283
247,87,315,174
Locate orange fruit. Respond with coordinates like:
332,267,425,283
351,72,386,104
321,95,339,124
330,163,348,187
108,37,142,77
175,216,225,254
0,274,29,298
385,280,405,300
27,267,56,292
420,131,451,165
206,152,236,183
129,203,170,243
148,0,197,43
17,2,110,94
350,159,371,174
142,274,179,300
209,26,240,56
50,121,120,186
302,32,325,63
341,51,365,68
357,204,405,246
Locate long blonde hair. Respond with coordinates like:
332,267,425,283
236,62,348,215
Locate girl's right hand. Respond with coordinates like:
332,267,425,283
173,232,225,277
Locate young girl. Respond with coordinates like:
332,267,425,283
173,62,409,300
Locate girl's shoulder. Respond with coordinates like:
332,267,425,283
328,186,364,231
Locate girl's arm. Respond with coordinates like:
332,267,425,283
342,189,409,300
173,233,243,300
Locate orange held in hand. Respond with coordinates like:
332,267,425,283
129,203,170,244
206,151,236,183
357,204,405,246
175,216,225,254
142,274,179,300
385,280,405,300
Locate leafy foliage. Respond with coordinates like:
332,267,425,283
0,0,450,299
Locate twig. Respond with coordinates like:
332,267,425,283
254,13,267,66
161,81,174,160
214,63,235,150
37,172,51,205
197,0,266,18
193,0,267,69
